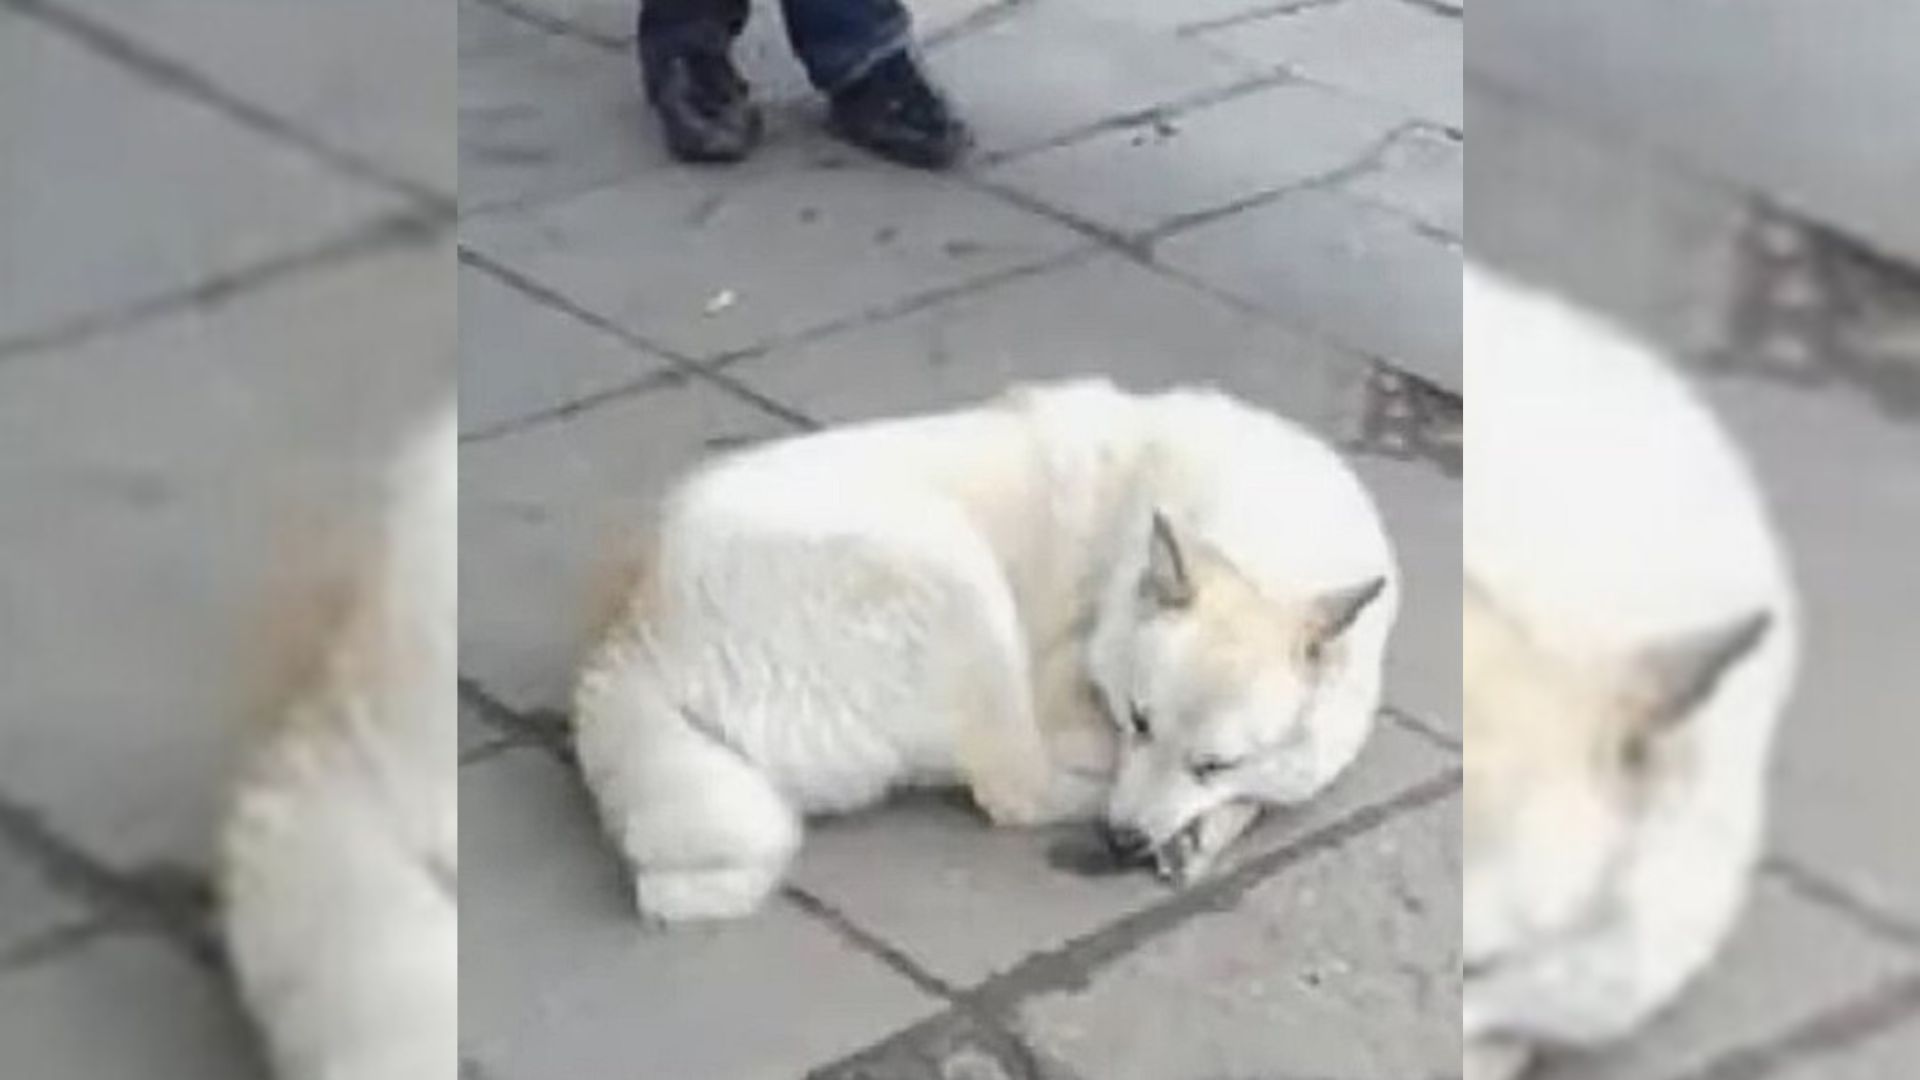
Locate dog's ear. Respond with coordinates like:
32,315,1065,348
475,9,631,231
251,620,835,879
1627,610,1772,735
1309,576,1387,645
1140,510,1195,611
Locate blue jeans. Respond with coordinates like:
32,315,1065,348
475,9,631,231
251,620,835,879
639,0,912,94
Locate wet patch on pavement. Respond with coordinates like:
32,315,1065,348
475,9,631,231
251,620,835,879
1710,206,1920,420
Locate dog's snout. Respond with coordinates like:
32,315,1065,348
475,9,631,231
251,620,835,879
1099,822,1154,865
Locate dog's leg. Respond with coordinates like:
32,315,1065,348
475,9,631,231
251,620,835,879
1022,640,1117,824
574,653,801,924
951,607,1064,828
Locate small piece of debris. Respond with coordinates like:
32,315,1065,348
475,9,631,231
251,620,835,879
704,289,737,315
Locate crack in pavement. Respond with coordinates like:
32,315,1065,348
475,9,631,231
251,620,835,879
458,676,574,764
783,884,964,1000
971,70,1300,171
1384,705,1460,754
0,788,225,973
1391,0,1464,21
1,0,451,213
465,0,629,53
1176,0,1352,39
1661,969,1920,1080
0,916,112,973
0,207,452,365
1763,855,1920,952
923,0,1034,52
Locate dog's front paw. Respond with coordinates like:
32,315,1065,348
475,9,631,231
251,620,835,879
633,863,782,925
968,771,1054,828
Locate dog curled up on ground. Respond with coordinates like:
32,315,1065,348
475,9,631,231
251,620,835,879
1463,266,1799,1080
220,405,455,1080
573,378,1400,924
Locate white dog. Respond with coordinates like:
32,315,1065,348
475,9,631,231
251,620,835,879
220,406,456,1080
574,379,1399,923
1463,266,1799,1079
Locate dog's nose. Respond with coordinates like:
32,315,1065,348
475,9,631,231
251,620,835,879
1099,822,1154,865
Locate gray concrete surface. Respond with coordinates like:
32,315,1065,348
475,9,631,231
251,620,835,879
1469,42,1920,1080
0,0,452,1074
458,0,1460,1077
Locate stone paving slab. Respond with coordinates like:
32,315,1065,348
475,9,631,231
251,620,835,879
1014,793,1460,1080
1354,456,1462,740
1465,79,1749,365
981,77,1408,238
1158,184,1463,390
458,0,665,215
0,6,405,351
52,0,454,197
1704,381,1920,926
0,238,450,870
925,0,1268,159
1536,876,1920,1080
0,844,80,962
723,249,1370,436
459,148,1090,363
1342,123,1463,240
0,938,263,1080
792,723,1450,989
1197,0,1464,131
458,259,672,437
461,747,942,1080
1770,991,1920,1080
1470,0,1920,265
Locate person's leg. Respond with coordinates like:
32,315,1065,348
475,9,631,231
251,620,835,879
781,0,971,168
637,0,763,163
778,0,910,93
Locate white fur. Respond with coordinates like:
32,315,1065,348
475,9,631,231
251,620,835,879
575,380,1399,922
221,406,456,1080
1463,266,1799,1070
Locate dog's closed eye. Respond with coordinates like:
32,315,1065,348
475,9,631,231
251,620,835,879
1188,755,1240,781
1129,703,1153,740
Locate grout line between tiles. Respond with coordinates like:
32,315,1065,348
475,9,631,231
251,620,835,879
2,0,451,212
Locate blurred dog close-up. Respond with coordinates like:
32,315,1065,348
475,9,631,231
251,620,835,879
220,405,456,1080
1463,265,1800,1079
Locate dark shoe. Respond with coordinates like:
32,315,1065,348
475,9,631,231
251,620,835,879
645,45,763,164
828,52,970,169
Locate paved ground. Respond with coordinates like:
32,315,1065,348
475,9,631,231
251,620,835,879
1470,9,1920,1078
0,0,451,1076
458,0,1462,1077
